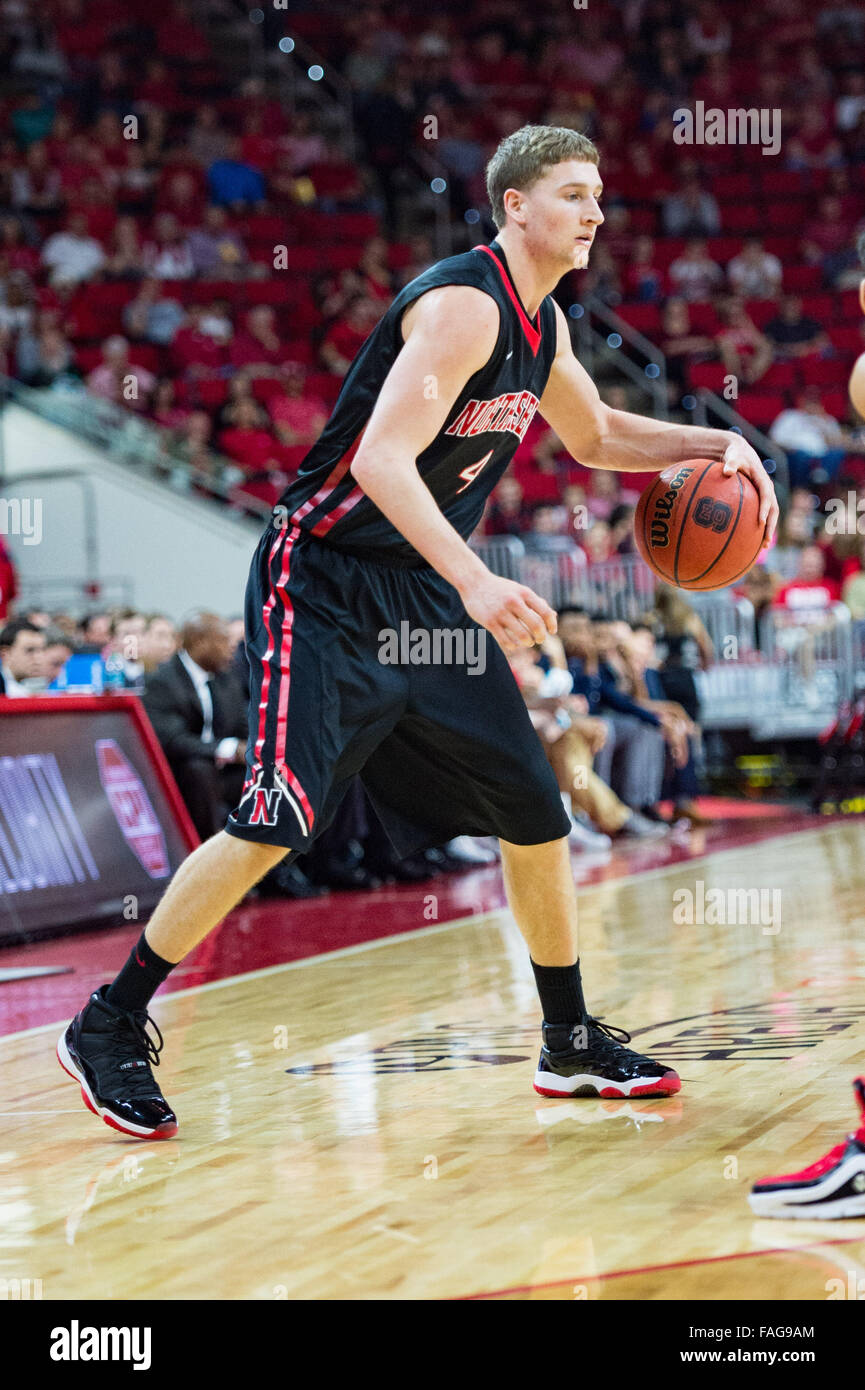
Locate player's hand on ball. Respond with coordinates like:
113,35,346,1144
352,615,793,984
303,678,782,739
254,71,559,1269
462,573,556,653
721,437,779,549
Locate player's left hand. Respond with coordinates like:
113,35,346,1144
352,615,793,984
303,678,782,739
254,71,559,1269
721,437,779,549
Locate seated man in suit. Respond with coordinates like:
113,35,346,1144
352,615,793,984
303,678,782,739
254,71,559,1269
143,610,248,841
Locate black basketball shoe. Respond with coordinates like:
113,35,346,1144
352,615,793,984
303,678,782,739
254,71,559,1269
57,986,178,1139
748,1077,865,1219
534,1018,681,1099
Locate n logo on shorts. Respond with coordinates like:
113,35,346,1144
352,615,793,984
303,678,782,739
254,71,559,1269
249,785,283,827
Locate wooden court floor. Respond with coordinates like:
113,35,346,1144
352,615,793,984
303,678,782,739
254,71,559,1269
2,821,865,1300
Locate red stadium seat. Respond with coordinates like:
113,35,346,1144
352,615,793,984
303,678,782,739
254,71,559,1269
688,362,728,392
801,294,837,324
687,303,721,334
758,170,808,197
782,265,822,292
759,362,798,390
734,392,786,427
305,372,343,405
829,326,865,355
617,304,662,334
711,173,755,199
819,390,850,419
743,299,778,329
801,358,851,385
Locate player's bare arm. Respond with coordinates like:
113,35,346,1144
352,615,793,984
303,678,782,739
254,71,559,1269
349,284,556,651
539,302,779,546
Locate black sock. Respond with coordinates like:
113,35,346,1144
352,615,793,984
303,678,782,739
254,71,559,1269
106,932,176,1014
531,958,588,1049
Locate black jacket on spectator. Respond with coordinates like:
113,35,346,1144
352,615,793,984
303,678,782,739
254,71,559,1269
142,653,247,763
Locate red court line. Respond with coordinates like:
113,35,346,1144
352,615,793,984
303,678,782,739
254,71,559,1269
456,1233,865,1300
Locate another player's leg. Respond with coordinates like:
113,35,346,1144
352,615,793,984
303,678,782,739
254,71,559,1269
57,832,288,1138
748,1077,865,1220
499,836,681,1099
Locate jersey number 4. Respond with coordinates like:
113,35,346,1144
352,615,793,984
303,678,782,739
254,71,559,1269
455,449,493,495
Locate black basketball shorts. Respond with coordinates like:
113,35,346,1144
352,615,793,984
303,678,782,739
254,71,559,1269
224,522,571,857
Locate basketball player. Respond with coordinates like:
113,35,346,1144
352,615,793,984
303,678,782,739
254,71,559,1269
58,126,778,1138
749,231,865,1219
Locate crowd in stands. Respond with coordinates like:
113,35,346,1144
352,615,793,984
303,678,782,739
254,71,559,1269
2,0,865,525
5,0,865,882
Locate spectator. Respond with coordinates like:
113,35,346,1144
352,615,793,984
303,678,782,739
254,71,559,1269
659,298,717,400
207,135,266,210
218,397,279,472
16,317,77,386
524,502,572,554
10,140,63,216
103,216,157,280
0,270,35,334
171,304,229,378
11,89,55,149
483,475,530,537
104,609,147,688
42,627,75,686
123,277,185,345
835,71,865,133
0,618,45,695
320,296,380,375
764,296,831,359
726,237,783,299
801,196,857,287
151,212,194,280
140,613,178,673
773,545,842,623
269,365,328,447
662,178,721,238
715,298,774,385
627,622,703,823
147,379,184,432
86,335,156,412
0,537,19,622
557,606,668,829
769,387,863,486
141,610,248,841
668,238,724,301
230,305,295,375
186,105,230,168
187,205,249,278
40,211,105,287
357,235,394,302
623,235,665,303
685,0,731,57
736,565,777,652
0,216,40,277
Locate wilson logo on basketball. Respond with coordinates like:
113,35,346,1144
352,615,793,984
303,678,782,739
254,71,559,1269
694,496,733,533
445,390,539,442
648,465,693,548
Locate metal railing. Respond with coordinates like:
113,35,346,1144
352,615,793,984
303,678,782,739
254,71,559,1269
470,539,857,737
573,296,669,418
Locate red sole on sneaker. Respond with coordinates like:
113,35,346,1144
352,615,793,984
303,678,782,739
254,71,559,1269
56,1042,178,1141
534,1073,682,1099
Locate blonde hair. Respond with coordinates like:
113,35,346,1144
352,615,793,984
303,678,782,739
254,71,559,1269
485,125,600,230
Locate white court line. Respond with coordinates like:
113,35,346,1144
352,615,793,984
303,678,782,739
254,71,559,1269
0,819,850,1047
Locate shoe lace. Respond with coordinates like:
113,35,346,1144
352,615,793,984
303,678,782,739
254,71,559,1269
587,1015,632,1047
106,1009,166,1094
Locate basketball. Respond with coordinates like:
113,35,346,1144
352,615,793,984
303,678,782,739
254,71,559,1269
634,458,764,591
849,352,865,420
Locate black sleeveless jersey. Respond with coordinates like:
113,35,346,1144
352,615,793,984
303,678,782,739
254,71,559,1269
274,238,559,564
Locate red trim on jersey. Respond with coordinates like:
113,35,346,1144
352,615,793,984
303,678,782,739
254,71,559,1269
475,244,541,356
290,426,367,528
252,522,314,831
